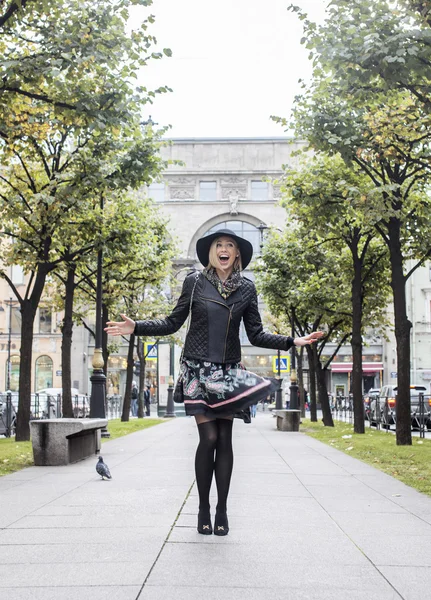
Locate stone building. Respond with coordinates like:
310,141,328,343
0,268,88,394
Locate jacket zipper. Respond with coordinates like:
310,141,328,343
202,297,234,363
223,305,234,363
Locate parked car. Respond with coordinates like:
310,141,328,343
370,384,430,429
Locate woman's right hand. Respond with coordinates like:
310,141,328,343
104,314,136,336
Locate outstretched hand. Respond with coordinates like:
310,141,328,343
294,331,324,347
104,314,136,336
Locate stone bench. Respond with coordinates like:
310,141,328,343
274,410,301,432
30,418,107,466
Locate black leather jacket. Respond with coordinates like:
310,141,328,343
134,271,294,364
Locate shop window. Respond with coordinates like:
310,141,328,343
7,355,20,392
35,355,53,391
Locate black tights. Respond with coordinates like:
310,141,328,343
195,418,234,515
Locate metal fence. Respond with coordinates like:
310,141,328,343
0,391,124,438
331,393,431,437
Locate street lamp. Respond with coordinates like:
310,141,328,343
89,196,109,436
275,347,283,410
0,297,15,391
257,222,269,250
164,342,176,418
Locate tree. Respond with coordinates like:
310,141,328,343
282,1,431,444
279,154,391,433
256,229,353,426
0,0,171,126
0,0,172,441
56,193,175,421
291,0,431,110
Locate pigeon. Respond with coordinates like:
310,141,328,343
96,456,112,480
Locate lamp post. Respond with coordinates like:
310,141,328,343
6,297,12,391
275,348,283,410
289,309,299,410
0,298,15,437
0,297,15,391
257,222,269,250
89,196,109,436
164,342,176,418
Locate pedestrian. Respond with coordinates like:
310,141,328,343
130,381,138,417
250,402,257,418
285,386,291,410
144,385,151,417
105,228,323,536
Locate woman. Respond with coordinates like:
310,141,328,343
105,228,323,536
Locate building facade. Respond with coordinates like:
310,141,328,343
0,269,89,394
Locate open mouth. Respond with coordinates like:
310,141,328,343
218,254,230,265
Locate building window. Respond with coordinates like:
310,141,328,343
11,307,21,335
11,265,24,284
204,221,261,256
7,355,20,392
39,308,52,334
148,183,165,203
251,181,268,201
199,181,217,201
35,355,53,391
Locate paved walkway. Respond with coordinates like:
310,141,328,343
1,414,431,600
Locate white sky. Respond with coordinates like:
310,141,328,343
131,0,328,138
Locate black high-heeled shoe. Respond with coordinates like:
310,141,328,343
197,510,213,535
214,511,229,536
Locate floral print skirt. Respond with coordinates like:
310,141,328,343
180,358,278,423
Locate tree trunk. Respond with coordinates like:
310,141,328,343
313,346,334,426
102,303,109,379
388,219,412,445
298,346,305,418
351,250,365,433
121,333,135,422
61,264,76,418
15,268,47,441
306,345,318,422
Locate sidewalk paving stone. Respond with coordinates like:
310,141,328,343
1,414,431,600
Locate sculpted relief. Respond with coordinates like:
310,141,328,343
169,187,195,200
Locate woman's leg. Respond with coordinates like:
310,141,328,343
214,416,234,535
194,415,218,534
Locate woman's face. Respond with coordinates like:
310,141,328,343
214,236,238,274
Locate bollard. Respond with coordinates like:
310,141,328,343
275,377,283,410
164,377,176,418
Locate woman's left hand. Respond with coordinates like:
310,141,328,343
294,331,325,346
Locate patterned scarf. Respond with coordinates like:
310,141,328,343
203,267,242,299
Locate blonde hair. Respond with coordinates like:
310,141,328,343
208,237,243,271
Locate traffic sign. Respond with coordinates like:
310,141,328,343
273,355,290,373
144,342,158,360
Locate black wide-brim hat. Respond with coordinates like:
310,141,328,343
196,228,253,270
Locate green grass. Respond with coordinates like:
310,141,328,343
302,419,431,497
0,439,33,477
0,417,167,477
101,417,167,442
